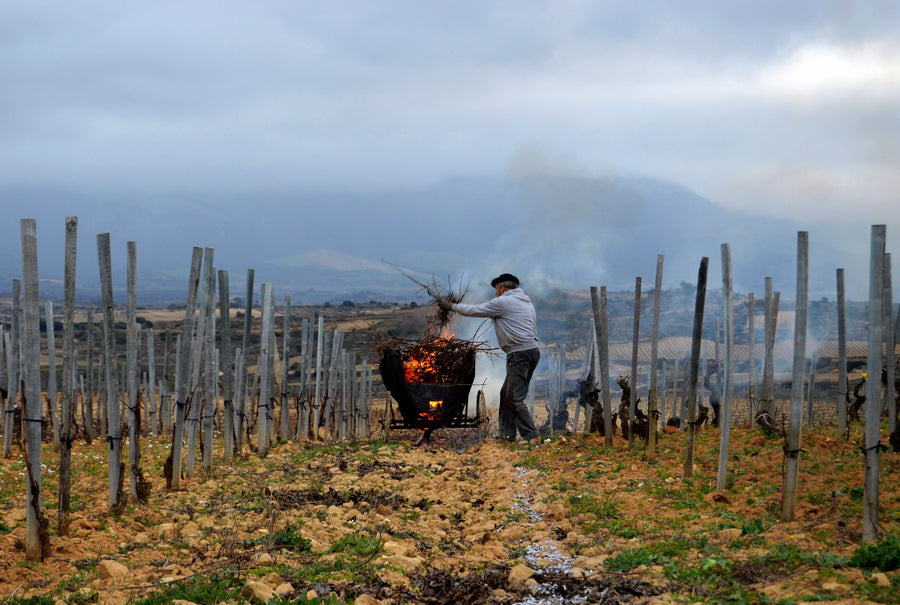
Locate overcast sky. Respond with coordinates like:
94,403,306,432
2,1,899,287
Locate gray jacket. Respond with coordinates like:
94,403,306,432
452,288,540,354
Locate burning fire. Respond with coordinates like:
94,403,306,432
402,336,455,383
429,400,442,409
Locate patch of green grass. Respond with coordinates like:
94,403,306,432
566,493,620,519
854,573,900,603
4,597,56,605
328,532,381,557
741,517,767,535
514,452,549,472
605,546,657,572
132,574,244,604
849,533,900,572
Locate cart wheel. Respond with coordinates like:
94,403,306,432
476,390,490,442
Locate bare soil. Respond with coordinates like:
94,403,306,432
1,413,899,604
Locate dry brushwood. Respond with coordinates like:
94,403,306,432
375,334,491,384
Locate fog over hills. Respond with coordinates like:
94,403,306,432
0,173,872,305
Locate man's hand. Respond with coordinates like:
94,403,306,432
436,297,453,312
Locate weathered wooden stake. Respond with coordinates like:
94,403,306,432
836,268,848,439
313,315,325,439
58,216,78,537
258,282,274,456
171,248,203,490
45,301,59,447
126,241,142,500
629,277,641,444
590,286,613,446
218,270,234,463
683,256,709,479
85,307,95,443
97,233,123,510
747,292,756,423
3,280,20,459
717,244,734,490
21,219,45,561
782,231,809,522
202,259,217,471
281,296,291,442
884,254,896,436
147,328,156,435
863,225,886,541
237,269,254,452
647,255,664,458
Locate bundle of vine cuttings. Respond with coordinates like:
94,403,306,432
376,334,488,384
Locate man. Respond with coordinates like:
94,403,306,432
438,273,541,442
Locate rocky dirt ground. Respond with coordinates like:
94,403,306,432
1,414,899,604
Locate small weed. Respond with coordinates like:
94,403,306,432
4,597,56,605
605,547,657,572
849,533,900,571
132,574,244,605
741,517,767,535
566,493,620,519
514,452,548,472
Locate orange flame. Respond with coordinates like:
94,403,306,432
403,336,456,383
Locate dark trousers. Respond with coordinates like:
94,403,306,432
499,348,540,440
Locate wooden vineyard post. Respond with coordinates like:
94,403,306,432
96,233,124,510
258,282,274,456
218,270,234,463
45,301,59,447
85,307,95,443
884,254,896,437
58,216,77,537
171,248,203,490
717,244,734,491
265,290,277,445
747,293,755,423
161,330,171,433
126,241,144,501
232,347,244,448
147,328,156,435
683,256,709,479
807,357,817,426
312,316,325,439
863,225,886,541
296,318,310,440
202,259,217,472
324,330,344,440
782,231,809,522
659,360,668,431
21,219,45,561
590,286,613,446
360,359,370,439
629,277,641,444
761,278,779,420
237,268,254,453
3,280,20,459
647,255,664,459
281,296,291,442
836,269,848,439
187,247,214,477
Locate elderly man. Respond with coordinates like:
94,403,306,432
438,273,541,442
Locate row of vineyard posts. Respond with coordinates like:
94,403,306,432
2,218,897,563
2,218,376,562
554,229,895,544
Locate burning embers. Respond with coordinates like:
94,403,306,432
401,336,467,384
378,334,482,427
